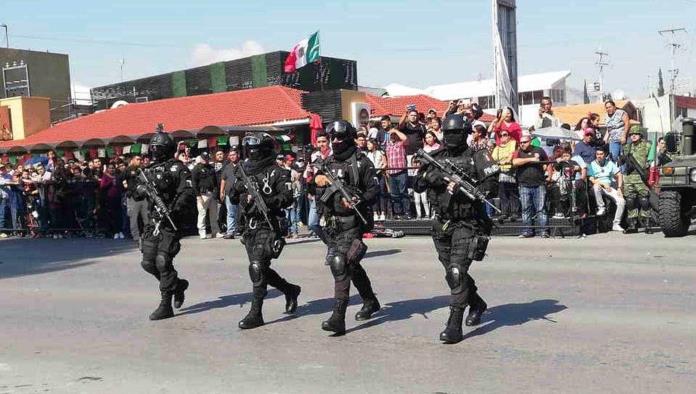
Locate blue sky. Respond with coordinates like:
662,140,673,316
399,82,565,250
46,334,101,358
3,0,695,101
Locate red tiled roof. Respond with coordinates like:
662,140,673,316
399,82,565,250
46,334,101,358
365,94,495,122
0,85,309,148
366,94,448,118
675,95,696,110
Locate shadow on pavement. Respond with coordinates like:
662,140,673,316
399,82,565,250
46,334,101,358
346,295,450,334
179,289,283,316
286,238,322,246
460,299,567,340
265,294,362,326
364,249,402,259
0,238,136,280
345,298,567,336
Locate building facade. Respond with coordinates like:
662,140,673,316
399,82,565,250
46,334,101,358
91,51,358,110
0,48,71,122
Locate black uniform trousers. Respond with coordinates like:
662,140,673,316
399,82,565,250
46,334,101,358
140,225,182,293
326,224,375,302
242,226,292,299
432,220,478,309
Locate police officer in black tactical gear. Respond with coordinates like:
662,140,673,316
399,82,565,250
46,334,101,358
414,114,498,344
134,126,195,320
231,132,301,329
312,120,381,335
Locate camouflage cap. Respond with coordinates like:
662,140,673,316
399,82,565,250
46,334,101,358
628,125,645,135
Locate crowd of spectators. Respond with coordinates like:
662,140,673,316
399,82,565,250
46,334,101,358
0,97,672,240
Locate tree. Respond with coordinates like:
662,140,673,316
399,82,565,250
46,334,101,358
583,80,590,104
657,68,665,97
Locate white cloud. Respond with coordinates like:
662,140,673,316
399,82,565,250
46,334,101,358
189,41,265,67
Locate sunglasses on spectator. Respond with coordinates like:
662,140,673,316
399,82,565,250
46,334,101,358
520,140,531,144
500,133,509,137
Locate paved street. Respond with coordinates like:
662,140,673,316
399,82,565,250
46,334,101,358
1,233,695,393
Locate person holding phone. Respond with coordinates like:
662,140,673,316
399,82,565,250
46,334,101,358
533,96,560,131
398,105,426,155
493,107,522,145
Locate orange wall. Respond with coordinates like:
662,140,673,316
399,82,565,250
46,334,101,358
0,97,51,140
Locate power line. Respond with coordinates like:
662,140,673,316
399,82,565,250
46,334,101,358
10,33,179,48
594,48,609,102
658,27,687,94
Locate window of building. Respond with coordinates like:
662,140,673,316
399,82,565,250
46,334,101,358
477,95,496,109
550,89,566,104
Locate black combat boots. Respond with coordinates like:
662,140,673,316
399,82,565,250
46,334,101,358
322,299,348,335
466,295,488,326
238,297,265,329
355,298,380,321
173,279,189,309
284,284,301,314
149,291,175,320
440,306,464,344
624,218,638,234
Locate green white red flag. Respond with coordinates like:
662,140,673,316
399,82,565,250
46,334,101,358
284,31,320,73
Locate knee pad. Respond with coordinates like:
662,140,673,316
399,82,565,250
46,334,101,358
624,196,637,209
329,254,348,281
154,253,170,273
639,197,650,211
445,264,465,295
248,261,267,287
141,258,157,275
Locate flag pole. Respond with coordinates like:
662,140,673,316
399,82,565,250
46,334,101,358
317,30,323,92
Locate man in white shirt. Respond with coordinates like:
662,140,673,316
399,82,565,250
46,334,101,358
588,147,625,231
533,97,561,130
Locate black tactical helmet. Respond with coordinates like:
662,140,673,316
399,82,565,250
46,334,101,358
442,114,473,133
326,120,357,155
442,114,473,150
326,120,357,141
149,125,176,162
242,132,276,161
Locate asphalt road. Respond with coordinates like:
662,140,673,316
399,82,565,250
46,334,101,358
1,232,695,393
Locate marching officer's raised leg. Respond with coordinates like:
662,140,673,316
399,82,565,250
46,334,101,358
414,114,498,343
133,125,194,322
233,132,302,329
310,120,382,336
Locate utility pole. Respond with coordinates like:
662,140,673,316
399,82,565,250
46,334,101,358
0,24,8,48
594,48,609,102
119,58,125,83
658,28,686,94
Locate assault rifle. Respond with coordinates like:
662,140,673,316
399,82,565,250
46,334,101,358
237,162,274,229
621,146,660,211
317,163,368,225
415,149,501,214
137,169,177,235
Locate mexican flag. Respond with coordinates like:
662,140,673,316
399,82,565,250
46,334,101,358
284,31,320,73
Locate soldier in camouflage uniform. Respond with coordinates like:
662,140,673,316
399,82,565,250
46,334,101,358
622,126,651,233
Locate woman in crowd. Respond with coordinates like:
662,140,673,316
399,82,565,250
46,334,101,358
469,124,489,152
492,130,519,221
428,117,442,142
366,138,388,221
98,163,124,239
20,169,40,237
47,160,71,238
603,100,630,162
409,132,439,220
493,106,522,145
